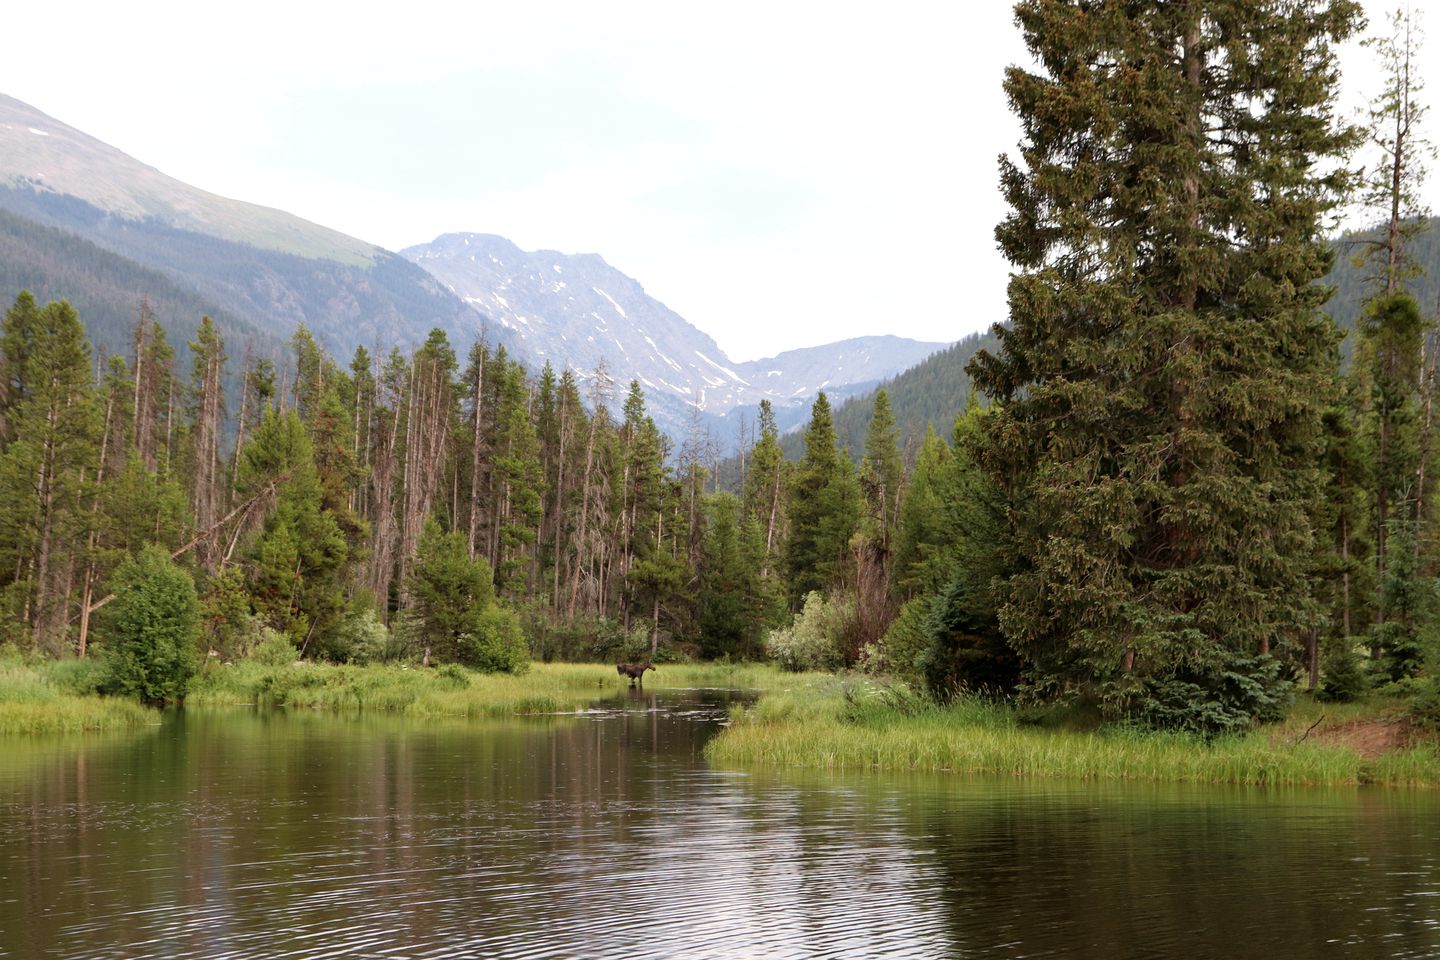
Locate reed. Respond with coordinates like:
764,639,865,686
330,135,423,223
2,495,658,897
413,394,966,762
706,682,1440,788
186,660,814,716
0,657,151,734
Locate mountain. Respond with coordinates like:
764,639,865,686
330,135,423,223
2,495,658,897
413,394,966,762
753,221,1440,475
0,205,281,373
0,93,949,446
401,233,947,437
0,94,477,360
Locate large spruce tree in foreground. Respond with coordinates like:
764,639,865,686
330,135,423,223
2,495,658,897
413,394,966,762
969,1,1362,726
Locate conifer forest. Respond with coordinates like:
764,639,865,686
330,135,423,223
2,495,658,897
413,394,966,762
3,0,1440,746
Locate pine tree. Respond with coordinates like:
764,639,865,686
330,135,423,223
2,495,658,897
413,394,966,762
970,1,1362,719
185,317,226,573
743,399,786,569
860,388,903,549
0,290,40,445
129,303,174,473
785,392,861,607
0,297,100,646
1350,6,1434,665
396,330,457,603
892,424,955,599
698,492,764,658
492,358,543,594
239,408,348,648
406,517,496,665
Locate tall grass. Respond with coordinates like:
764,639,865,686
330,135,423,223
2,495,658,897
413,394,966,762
0,657,151,734
706,681,1440,787
186,660,815,717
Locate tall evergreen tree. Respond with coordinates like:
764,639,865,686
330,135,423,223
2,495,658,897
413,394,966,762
785,392,861,607
742,399,786,569
239,408,348,648
860,388,903,550
970,1,1362,720
0,297,100,646
1350,6,1433,658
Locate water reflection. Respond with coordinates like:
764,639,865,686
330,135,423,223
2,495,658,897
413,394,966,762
2,692,1439,959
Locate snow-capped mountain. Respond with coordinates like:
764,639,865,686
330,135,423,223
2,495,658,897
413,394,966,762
403,233,948,430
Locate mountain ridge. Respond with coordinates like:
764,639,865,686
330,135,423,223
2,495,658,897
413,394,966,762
0,92,951,447
401,232,949,438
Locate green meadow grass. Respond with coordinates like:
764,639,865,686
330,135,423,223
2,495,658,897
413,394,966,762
0,657,151,734
705,679,1440,788
186,660,817,717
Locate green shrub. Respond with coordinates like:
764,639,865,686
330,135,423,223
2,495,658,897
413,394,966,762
200,567,264,661
325,609,397,664
1316,637,1369,703
863,596,932,684
465,607,530,674
765,591,853,672
919,572,1020,698
100,546,200,704
250,629,299,667
1371,621,1425,684
435,662,471,687
1407,678,1440,729
43,657,106,696
1125,654,1294,739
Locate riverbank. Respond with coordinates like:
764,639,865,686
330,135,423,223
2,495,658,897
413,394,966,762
186,659,815,716
0,655,820,733
0,659,151,734
704,679,1440,787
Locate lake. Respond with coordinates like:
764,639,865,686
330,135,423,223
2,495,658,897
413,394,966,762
2,686,1439,959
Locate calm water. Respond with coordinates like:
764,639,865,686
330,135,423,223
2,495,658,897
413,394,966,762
2,687,1440,959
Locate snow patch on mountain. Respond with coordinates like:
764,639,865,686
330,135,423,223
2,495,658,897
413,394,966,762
401,232,949,439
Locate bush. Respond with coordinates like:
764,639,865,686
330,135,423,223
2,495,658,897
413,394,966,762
250,629,299,667
43,657,107,696
200,567,264,661
435,663,471,687
863,596,932,684
465,607,530,674
919,572,1020,699
765,591,853,672
100,546,201,704
1370,621,1426,684
1316,637,1369,703
1407,679,1440,729
324,609,398,664
1125,654,1294,739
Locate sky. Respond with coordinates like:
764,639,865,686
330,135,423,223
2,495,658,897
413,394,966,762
0,1,1434,362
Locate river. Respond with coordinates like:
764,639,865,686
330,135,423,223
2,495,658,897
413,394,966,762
2,687,1438,958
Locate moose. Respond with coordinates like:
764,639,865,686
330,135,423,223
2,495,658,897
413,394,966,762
616,662,656,687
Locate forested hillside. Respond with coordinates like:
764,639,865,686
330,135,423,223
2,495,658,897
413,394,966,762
774,331,1000,463
1327,221,1440,341
766,219,1440,472
0,208,284,395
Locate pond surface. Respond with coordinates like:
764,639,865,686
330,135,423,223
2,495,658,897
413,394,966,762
2,687,1440,959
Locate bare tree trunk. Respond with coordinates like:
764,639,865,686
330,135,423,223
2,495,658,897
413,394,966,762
567,413,600,621
77,384,117,657
551,391,570,613
467,350,485,558
30,381,60,637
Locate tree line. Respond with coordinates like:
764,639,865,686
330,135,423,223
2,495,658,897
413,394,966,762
8,2,1440,736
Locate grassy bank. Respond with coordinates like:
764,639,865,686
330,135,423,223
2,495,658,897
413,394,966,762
705,679,1440,787
186,659,816,717
0,658,152,734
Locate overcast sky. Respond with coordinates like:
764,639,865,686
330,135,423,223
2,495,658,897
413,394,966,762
0,1,1433,361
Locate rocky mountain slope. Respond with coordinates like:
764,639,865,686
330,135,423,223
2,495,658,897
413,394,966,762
0,94,476,358
0,93,950,446
402,233,947,433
